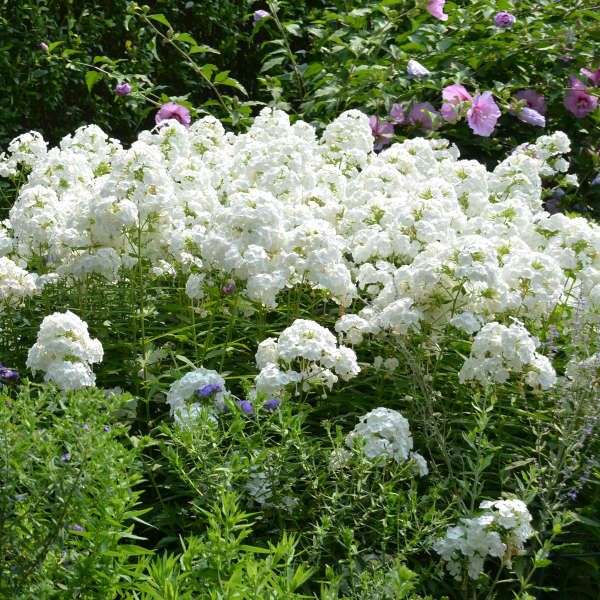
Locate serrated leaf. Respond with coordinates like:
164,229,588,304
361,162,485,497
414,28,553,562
85,70,103,93
148,13,172,29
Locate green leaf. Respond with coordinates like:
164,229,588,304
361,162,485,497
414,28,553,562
172,32,197,46
85,70,103,93
148,13,172,29
261,55,286,72
188,44,220,55
196,63,218,82
284,23,302,37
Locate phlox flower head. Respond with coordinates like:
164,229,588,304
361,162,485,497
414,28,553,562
425,0,448,21
494,11,516,28
345,407,421,467
441,84,472,122
26,310,103,391
155,102,191,129
166,367,229,426
407,102,439,130
466,92,501,137
564,76,598,118
369,116,394,151
115,83,131,96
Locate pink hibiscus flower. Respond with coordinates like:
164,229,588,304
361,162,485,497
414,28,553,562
564,75,598,118
440,84,472,122
425,0,448,21
155,102,192,129
466,92,501,137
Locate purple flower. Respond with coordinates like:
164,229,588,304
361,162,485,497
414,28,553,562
0,363,20,380
197,384,222,397
222,281,236,294
115,83,132,96
253,9,269,23
440,84,472,122
406,60,430,78
61,453,69,462
511,89,546,116
494,11,516,28
82,424,89,431
564,75,598,118
263,397,281,411
406,102,439,130
516,107,545,127
466,92,501,137
67,524,84,532
223,399,255,416
368,116,395,150
103,425,110,432
155,102,191,129
4,400,12,408
238,399,254,415
425,0,448,21
389,103,405,125
581,67,600,86
40,42,49,51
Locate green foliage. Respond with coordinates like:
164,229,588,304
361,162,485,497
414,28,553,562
257,0,600,214
0,382,149,599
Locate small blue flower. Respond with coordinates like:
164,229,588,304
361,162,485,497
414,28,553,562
263,398,281,411
196,384,222,398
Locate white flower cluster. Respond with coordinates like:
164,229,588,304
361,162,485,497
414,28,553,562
459,320,556,389
165,367,229,427
434,498,534,580
343,407,428,476
0,256,37,305
255,319,360,400
26,310,103,390
2,113,597,387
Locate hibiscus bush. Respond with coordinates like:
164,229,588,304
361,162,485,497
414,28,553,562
254,0,600,215
0,110,599,597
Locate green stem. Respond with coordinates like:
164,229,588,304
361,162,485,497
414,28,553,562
267,1,306,98
138,11,232,116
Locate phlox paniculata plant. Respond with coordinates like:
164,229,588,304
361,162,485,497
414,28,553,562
26,310,103,391
1,109,599,406
255,319,360,402
434,499,534,580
